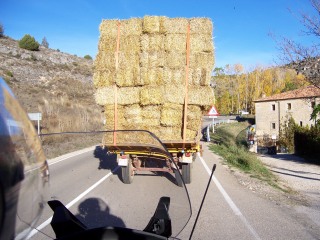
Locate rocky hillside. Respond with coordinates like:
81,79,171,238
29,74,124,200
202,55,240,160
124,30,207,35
0,36,103,133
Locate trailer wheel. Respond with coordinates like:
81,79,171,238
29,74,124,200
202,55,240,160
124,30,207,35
182,163,192,184
121,160,133,184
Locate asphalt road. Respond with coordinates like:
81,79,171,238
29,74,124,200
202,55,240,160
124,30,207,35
29,142,320,240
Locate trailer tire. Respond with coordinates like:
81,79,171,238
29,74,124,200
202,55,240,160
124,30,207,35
121,161,133,184
182,163,192,184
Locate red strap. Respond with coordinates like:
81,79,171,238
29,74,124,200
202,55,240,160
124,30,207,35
113,21,121,146
183,23,191,148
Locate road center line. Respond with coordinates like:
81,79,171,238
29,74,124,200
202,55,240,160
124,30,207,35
27,166,120,239
197,153,261,240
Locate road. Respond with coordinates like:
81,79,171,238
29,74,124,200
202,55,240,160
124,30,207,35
29,142,320,239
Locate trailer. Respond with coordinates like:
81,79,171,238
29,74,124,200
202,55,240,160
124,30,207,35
104,139,201,185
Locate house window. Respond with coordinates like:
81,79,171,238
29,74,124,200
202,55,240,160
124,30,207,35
272,104,275,111
287,103,291,110
271,122,276,130
311,101,315,109
300,121,303,127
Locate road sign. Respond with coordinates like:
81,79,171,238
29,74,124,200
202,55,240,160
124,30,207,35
28,112,42,135
207,105,219,116
28,112,42,121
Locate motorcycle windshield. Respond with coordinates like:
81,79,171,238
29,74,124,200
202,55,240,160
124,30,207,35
30,130,192,239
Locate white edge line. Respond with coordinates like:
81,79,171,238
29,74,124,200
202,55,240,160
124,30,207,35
26,166,120,239
197,153,261,240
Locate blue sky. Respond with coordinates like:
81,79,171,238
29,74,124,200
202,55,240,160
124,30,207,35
0,0,317,69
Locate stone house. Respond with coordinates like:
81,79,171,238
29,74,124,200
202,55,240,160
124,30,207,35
254,85,320,145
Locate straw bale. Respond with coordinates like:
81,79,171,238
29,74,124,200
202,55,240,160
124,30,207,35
163,85,214,107
160,103,183,127
187,119,202,132
165,52,186,69
190,34,214,53
189,68,212,86
163,68,185,85
189,18,213,34
93,70,115,88
165,34,187,53
102,131,156,145
140,86,165,105
157,127,199,141
161,17,189,34
164,84,185,104
140,51,165,68
141,34,165,52
141,105,161,120
143,16,162,33
139,67,164,86
99,35,141,53
124,104,143,125
99,18,142,36
104,104,125,126
94,53,115,72
188,86,215,106
187,105,202,120
115,66,140,87
94,87,141,106
189,52,214,70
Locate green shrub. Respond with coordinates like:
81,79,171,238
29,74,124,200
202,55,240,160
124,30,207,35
294,126,320,162
19,34,40,51
84,55,92,60
5,70,13,77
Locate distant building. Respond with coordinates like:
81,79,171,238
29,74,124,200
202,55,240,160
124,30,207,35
254,85,320,144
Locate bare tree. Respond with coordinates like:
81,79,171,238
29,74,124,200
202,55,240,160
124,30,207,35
275,0,320,88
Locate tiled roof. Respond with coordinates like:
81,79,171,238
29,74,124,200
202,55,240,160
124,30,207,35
254,85,320,102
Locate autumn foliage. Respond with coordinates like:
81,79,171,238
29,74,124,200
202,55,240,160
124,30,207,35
212,64,308,115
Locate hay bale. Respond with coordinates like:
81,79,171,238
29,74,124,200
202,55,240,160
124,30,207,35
99,18,142,36
93,70,115,88
165,34,187,53
190,18,213,34
189,52,214,70
163,68,185,85
141,34,165,52
140,86,165,105
165,52,186,69
95,16,215,141
97,35,141,54
190,34,214,53
188,68,212,86
142,105,161,119
189,86,215,106
164,84,185,104
139,67,164,86
143,16,162,33
161,17,189,34
95,87,141,105
115,66,140,87
124,104,143,125
140,51,165,68
160,103,183,127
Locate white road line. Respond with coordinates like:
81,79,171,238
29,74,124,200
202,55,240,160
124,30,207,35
198,153,261,240
26,166,119,239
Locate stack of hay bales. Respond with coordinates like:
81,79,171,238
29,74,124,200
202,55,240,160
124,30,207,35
94,16,215,143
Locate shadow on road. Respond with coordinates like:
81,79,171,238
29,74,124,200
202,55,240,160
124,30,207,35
75,198,126,229
93,146,121,181
271,169,320,181
272,167,320,177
